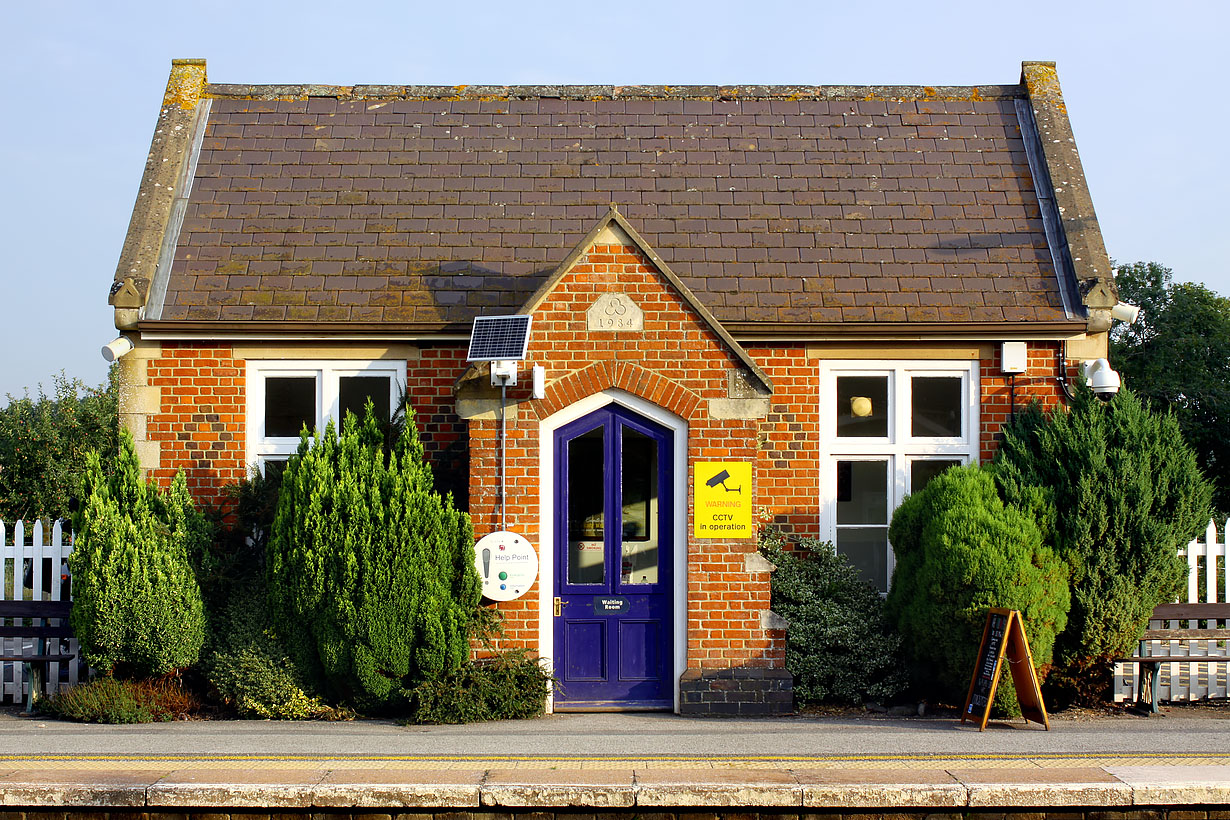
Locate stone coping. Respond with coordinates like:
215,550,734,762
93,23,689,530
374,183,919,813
0,765,1228,809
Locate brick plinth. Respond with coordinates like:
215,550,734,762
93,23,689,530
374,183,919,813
679,665,794,716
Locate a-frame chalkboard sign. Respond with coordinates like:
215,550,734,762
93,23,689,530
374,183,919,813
961,608,1049,731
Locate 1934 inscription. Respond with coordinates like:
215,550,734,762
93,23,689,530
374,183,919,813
587,293,644,332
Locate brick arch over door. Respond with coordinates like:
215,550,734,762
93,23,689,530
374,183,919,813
531,361,703,423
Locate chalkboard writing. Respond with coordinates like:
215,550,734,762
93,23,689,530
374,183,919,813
961,608,1049,731
966,609,1009,715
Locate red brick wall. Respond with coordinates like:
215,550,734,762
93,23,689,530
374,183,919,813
405,344,472,504
146,343,247,507
145,342,468,511
979,341,1070,461
467,242,783,669
751,343,822,539
744,342,1073,540
140,269,1074,680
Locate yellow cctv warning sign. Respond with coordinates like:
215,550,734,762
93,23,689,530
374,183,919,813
694,462,754,539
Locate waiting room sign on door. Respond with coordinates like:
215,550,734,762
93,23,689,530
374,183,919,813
694,462,753,539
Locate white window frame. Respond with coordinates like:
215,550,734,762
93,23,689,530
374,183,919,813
246,359,407,472
819,359,980,590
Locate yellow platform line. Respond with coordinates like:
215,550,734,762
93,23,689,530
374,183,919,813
2,752,1229,763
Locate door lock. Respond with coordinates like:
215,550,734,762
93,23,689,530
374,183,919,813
554,597,563,617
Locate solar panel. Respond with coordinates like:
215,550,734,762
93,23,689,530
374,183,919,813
466,315,533,361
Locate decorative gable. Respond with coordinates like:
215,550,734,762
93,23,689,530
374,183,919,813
455,207,771,421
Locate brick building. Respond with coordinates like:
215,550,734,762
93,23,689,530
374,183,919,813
105,59,1126,715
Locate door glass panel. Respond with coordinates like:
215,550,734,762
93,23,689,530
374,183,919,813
339,375,392,428
620,427,659,585
836,527,890,592
836,376,889,437
910,458,961,494
568,427,606,585
265,376,315,437
836,460,888,524
911,376,963,437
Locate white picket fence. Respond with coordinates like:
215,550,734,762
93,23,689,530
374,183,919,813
0,519,83,704
1113,519,1230,703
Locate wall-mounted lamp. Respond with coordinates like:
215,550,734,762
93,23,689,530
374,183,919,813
1110,302,1141,324
850,396,873,417
531,364,545,400
101,336,134,362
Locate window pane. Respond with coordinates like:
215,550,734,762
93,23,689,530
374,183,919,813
910,459,961,494
836,460,888,524
568,428,606,585
836,376,889,437
837,527,890,593
260,457,290,484
265,377,315,437
339,375,392,428
621,427,658,585
911,376,963,437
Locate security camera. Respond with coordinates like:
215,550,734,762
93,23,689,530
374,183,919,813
1110,302,1141,324
1082,358,1121,401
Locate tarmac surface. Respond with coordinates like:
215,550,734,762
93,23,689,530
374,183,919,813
1,708,1228,810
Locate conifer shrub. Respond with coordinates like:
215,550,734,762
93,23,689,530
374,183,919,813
760,527,906,705
408,650,551,724
196,471,333,719
267,404,481,713
885,465,1069,715
68,430,207,678
995,387,1213,703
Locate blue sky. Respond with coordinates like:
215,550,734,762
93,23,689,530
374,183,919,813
1,0,1225,398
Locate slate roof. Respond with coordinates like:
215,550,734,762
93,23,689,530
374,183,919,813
127,69,1099,337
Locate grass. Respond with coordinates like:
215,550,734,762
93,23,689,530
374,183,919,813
40,675,200,723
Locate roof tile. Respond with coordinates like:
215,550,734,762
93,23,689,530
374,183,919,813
159,87,1071,327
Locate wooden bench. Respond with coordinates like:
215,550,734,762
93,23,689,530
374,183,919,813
0,599,76,714
1120,602,1230,713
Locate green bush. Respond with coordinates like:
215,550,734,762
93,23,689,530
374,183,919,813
760,527,905,705
68,429,207,678
995,386,1213,703
408,650,551,724
195,471,333,720
42,676,199,723
268,404,481,713
198,468,281,615
0,371,117,521
885,465,1070,715
206,576,336,720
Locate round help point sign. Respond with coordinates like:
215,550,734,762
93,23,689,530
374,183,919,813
474,530,538,602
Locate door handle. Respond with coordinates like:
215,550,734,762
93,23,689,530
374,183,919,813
554,597,563,617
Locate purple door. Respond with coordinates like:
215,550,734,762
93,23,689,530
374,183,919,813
554,406,674,709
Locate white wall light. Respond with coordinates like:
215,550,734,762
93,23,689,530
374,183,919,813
532,364,545,400
101,336,134,362
1110,302,1141,324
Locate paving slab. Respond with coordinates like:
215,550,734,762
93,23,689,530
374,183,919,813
1105,766,1230,805
146,767,326,808
793,768,966,808
0,768,162,807
482,768,637,807
951,766,1133,807
314,768,483,808
634,767,801,807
